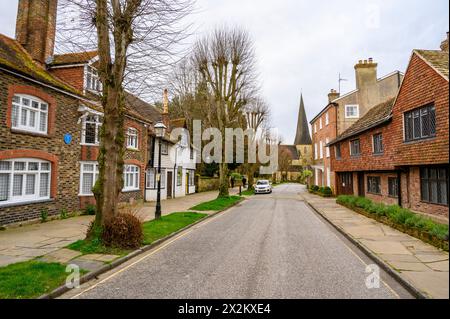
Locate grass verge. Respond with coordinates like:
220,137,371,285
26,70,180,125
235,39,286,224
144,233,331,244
142,212,207,245
337,195,449,251
240,189,254,196
0,260,86,299
68,212,207,253
190,195,242,211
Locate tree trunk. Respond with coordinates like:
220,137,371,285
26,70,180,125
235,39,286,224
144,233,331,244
93,88,125,226
247,165,256,190
218,162,229,198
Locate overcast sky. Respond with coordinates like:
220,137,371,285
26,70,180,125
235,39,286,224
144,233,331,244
1,0,448,143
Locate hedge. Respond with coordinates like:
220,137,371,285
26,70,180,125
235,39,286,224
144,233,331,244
336,195,449,251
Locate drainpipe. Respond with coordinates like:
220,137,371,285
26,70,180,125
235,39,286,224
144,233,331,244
397,170,402,207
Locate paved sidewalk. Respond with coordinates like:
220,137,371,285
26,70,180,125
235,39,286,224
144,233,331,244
0,188,240,268
300,191,449,299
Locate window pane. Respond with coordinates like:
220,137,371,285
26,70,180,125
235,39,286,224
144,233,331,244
421,108,429,137
39,112,47,132
421,180,429,202
13,174,23,196
32,101,39,109
41,163,50,171
0,161,11,171
429,107,436,135
430,180,438,203
12,105,19,127
430,169,437,179
25,174,36,195
29,110,36,127
420,167,428,179
83,164,94,172
40,173,49,197
21,109,27,126
82,173,93,194
41,103,48,111
22,98,30,106
0,173,9,201
28,162,39,171
14,162,25,171
439,180,448,205
85,123,97,144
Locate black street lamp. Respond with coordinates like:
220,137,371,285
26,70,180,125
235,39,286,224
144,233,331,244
154,121,167,220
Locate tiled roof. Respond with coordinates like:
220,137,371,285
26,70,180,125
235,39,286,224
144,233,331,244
279,145,299,160
414,50,449,80
329,98,395,145
49,51,98,66
124,91,162,124
0,33,80,95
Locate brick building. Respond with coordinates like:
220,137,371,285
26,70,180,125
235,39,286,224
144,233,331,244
0,0,196,226
329,36,449,220
310,59,403,192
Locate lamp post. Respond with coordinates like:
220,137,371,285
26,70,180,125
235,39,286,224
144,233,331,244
154,121,167,220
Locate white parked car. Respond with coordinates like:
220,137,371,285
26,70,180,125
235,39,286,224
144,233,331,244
254,180,272,194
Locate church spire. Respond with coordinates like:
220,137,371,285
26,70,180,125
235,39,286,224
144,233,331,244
294,94,312,145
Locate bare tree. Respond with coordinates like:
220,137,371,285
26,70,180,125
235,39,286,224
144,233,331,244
56,0,194,229
241,97,271,189
192,27,258,197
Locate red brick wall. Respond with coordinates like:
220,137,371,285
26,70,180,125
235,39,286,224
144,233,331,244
403,167,448,218
391,53,449,166
311,104,337,188
50,66,85,92
331,122,396,172
0,72,81,226
364,173,399,206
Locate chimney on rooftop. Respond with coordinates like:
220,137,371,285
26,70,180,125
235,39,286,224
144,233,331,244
440,32,449,52
15,0,58,65
354,57,378,90
162,89,170,128
328,89,340,103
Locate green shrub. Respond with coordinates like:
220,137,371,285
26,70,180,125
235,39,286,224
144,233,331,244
84,204,96,216
355,197,372,210
322,187,332,195
319,187,325,193
366,202,386,215
429,224,449,241
40,209,48,223
60,209,68,220
310,185,319,192
390,207,414,225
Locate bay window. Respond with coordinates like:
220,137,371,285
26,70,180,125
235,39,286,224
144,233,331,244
11,95,48,134
0,159,51,205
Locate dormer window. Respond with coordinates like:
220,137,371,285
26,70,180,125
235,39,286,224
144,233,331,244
85,65,102,93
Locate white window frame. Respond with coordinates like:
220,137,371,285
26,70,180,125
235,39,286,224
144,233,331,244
146,168,166,189
345,104,360,118
319,141,323,159
81,114,102,145
314,143,318,160
314,123,317,133
325,112,329,125
161,141,169,155
123,165,140,191
126,127,139,150
11,94,48,134
325,138,330,158
79,162,99,196
319,118,323,129
0,158,51,206
85,65,102,93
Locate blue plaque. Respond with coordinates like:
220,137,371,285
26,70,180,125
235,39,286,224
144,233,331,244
64,133,72,145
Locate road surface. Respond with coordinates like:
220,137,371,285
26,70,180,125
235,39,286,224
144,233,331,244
62,184,412,299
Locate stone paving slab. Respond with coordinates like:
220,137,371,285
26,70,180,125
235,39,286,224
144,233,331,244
0,189,240,268
69,258,105,272
301,191,449,299
39,248,82,263
79,254,119,262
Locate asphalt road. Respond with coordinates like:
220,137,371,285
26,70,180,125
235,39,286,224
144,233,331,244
63,184,413,299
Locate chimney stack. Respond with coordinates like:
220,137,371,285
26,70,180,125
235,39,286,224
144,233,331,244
440,32,449,52
354,57,378,90
328,89,340,103
15,0,58,65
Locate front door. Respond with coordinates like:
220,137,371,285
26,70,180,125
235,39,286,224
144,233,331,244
338,172,353,195
357,172,365,197
167,171,173,199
